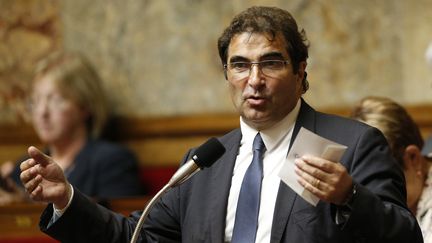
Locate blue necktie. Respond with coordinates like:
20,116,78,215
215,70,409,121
231,133,266,243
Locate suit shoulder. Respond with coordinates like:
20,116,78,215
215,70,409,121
218,128,241,145
315,111,371,131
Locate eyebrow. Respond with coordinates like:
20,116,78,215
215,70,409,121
228,51,286,63
229,56,249,63
260,52,285,60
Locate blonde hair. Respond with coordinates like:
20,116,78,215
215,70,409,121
33,51,108,138
351,96,424,166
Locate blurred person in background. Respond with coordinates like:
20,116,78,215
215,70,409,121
351,96,432,242
0,51,143,205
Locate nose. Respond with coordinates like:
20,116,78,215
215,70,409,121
32,100,49,116
247,63,264,88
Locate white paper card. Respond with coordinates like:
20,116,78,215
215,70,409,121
278,127,347,206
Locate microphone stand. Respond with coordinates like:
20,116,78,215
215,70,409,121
129,162,200,243
130,183,171,243
128,137,225,243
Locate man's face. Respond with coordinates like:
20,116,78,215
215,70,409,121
226,32,306,130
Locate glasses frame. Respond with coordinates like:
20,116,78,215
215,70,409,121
28,94,71,113
223,60,290,80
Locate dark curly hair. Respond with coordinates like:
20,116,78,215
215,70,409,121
217,6,310,92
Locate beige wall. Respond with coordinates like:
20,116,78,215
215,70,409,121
0,0,62,123
1,0,432,123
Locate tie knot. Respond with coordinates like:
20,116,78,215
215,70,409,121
253,133,266,152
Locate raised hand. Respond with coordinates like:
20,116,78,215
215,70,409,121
20,146,71,208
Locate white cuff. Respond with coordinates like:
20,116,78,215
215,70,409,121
53,184,74,218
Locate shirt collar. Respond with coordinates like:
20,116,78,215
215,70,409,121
240,99,301,152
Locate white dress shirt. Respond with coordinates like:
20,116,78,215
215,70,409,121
224,99,301,243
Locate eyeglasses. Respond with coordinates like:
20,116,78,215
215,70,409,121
28,94,71,112
224,60,290,80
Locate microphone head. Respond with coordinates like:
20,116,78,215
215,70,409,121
193,137,226,168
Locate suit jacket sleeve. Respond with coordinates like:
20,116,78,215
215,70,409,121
40,187,139,243
39,151,194,243
336,127,423,242
280,101,423,243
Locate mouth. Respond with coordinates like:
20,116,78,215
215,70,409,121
245,95,266,106
37,122,52,131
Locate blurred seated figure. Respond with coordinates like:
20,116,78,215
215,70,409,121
0,51,143,205
351,96,432,241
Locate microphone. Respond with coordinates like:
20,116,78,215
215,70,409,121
167,137,226,187
130,137,226,243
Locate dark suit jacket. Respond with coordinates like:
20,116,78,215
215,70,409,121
40,100,423,243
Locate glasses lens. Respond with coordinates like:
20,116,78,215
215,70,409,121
260,60,285,75
229,62,250,72
227,62,250,80
226,60,287,80
30,95,69,112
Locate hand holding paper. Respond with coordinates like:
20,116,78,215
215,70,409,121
278,127,351,206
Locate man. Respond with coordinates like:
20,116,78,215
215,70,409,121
20,6,422,243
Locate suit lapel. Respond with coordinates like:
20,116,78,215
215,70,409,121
270,99,317,242
208,129,242,242
290,99,316,151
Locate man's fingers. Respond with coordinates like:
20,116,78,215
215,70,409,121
29,185,43,201
25,174,43,194
28,146,51,167
295,158,326,182
20,167,33,184
301,155,335,173
20,158,36,171
20,164,42,183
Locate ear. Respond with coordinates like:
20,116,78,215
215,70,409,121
403,145,423,171
297,61,307,81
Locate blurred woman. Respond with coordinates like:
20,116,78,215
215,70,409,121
0,51,142,205
351,96,432,242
